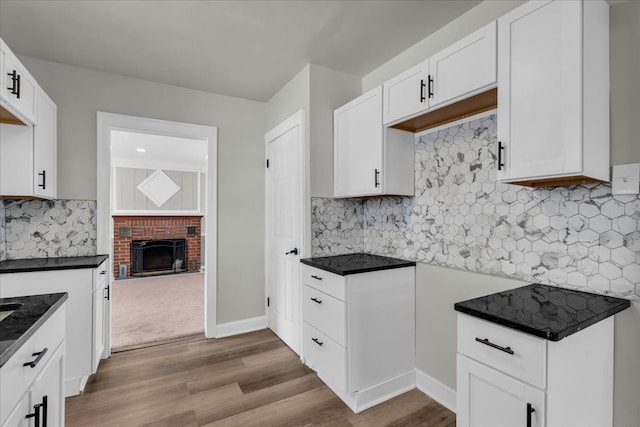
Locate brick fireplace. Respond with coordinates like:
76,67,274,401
112,216,202,278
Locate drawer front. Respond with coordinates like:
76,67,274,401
0,305,65,419
93,260,108,291
301,264,345,301
457,313,547,388
302,285,346,346
302,322,346,393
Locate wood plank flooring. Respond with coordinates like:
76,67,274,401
66,329,455,426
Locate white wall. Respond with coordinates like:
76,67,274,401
20,56,266,324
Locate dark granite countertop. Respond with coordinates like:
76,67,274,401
454,283,630,341
0,293,68,367
300,253,416,276
0,255,108,274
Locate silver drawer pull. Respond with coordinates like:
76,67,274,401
310,275,323,280
310,297,322,304
475,337,514,355
312,337,323,346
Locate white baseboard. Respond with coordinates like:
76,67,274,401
216,315,267,338
415,368,457,413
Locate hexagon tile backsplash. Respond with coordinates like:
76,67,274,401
311,114,640,299
0,199,97,261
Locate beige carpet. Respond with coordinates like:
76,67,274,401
111,272,204,350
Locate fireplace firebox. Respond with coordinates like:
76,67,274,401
130,239,187,276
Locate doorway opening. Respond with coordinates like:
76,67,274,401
97,113,217,354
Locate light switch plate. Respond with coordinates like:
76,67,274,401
612,163,640,195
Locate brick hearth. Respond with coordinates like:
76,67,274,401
113,216,202,277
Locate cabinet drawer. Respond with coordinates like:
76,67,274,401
0,306,65,419
302,285,346,346
301,264,345,301
457,314,547,389
302,322,346,393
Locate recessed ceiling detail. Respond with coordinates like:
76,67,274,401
137,170,180,207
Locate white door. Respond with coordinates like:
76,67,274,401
457,355,545,427
266,111,304,354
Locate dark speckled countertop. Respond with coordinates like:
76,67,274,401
454,283,630,341
0,255,108,274
300,253,416,276
0,293,68,367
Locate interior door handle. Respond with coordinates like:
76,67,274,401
285,248,298,255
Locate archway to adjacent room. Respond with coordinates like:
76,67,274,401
97,113,217,354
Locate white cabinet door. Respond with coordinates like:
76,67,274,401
457,355,545,427
430,22,496,109
382,60,429,125
1,38,37,125
497,0,609,185
1,393,30,427
92,282,106,373
32,89,57,199
334,86,383,197
29,344,65,427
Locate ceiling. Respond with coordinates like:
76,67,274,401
111,130,207,172
0,0,482,102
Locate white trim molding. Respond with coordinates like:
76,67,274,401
216,316,268,339
415,368,457,413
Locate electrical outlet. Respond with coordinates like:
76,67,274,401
612,163,640,195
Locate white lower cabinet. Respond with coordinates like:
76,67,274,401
1,304,65,427
0,260,110,396
301,264,415,413
457,313,615,427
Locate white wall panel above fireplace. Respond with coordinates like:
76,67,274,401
113,167,203,214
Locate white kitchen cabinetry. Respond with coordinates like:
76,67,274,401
0,87,57,199
0,37,57,199
301,264,415,412
1,38,37,125
496,0,609,186
334,86,414,198
383,22,496,126
0,260,110,396
457,313,614,427
1,305,65,427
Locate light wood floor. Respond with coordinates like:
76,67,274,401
66,329,455,426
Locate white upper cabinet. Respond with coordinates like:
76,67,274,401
0,87,57,199
429,21,497,109
0,37,57,199
334,86,414,198
32,90,57,199
383,22,497,126
496,0,610,186
1,38,37,125
382,60,429,125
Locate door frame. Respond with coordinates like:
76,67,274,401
96,112,218,348
264,110,308,351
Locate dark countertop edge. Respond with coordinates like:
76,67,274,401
0,254,109,274
299,257,416,276
454,299,631,342
0,293,68,367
